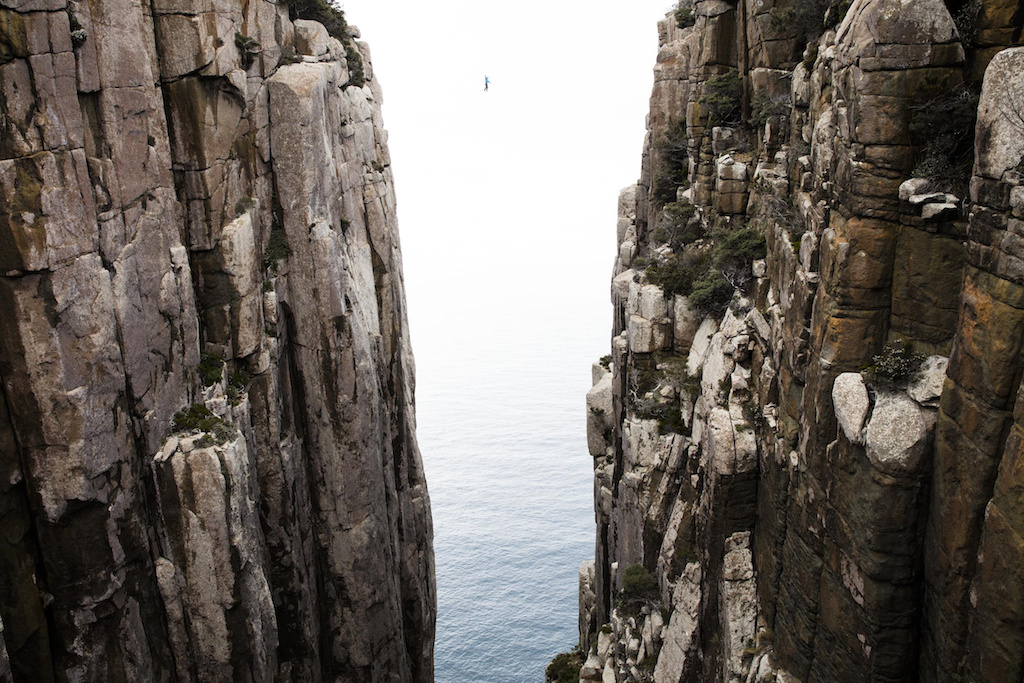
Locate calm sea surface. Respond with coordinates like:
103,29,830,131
406,245,609,682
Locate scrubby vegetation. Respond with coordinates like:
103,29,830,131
699,69,742,124
645,250,711,298
633,399,688,434
644,223,765,315
233,196,255,218
199,351,224,387
750,178,805,252
617,564,660,618
171,404,237,446
626,356,695,434
861,341,927,390
689,269,735,315
652,201,700,250
952,0,981,48
909,83,979,194
279,45,303,65
622,563,660,599
823,0,853,28
674,2,696,28
714,225,767,281
769,0,827,43
227,369,250,405
234,32,260,67
264,221,292,272
749,93,793,130
766,0,850,69
653,118,691,205
546,646,584,683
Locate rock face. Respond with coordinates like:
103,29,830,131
577,2,1023,682
0,1,434,681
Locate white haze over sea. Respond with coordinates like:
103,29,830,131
339,1,672,679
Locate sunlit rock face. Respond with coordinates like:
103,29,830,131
0,1,434,680
577,0,1024,681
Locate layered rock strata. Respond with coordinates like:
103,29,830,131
578,1,1023,681
0,1,434,681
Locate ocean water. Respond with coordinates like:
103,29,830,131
407,249,609,682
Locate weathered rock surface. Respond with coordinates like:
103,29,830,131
0,1,434,681
576,3,1023,683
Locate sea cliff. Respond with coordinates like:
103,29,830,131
577,0,1024,681
0,1,434,680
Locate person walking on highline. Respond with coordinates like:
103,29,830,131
484,75,490,91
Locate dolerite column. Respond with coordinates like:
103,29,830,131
922,46,1024,682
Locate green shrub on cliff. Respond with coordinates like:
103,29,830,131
953,0,981,48
909,83,978,194
287,0,347,41
653,118,691,205
617,563,660,618
714,225,767,274
264,221,292,272
699,69,742,124
645,250,711,298
234,33,260,68
632,398,687,434
674,2,696,28
199,351,224,387
171,404,236,445
643,218,764,316
861,341,926,390
653,200,700,250
688,269,734,315
621,564,659,599
750,92,792,130
545,646,583,683
227,369,250,405
769,0,826,43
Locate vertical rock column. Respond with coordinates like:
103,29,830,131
0,0,199,676
808,0,964,446
769,1,965,677
267,51,434,682
922,46,1024,681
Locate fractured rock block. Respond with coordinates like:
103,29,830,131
629,314,672,353
587,369,614,456
153,432,277,682
832,372,870,444
865,390,935,476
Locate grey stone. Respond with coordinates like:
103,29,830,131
975,48,1024,180
865,390,934,475
907,355,948,405
587,369,615,456
654,563,701,683
1011,186,1024,219
833,372,871,444
921,202,960,220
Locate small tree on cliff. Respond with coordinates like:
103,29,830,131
699,69,742,124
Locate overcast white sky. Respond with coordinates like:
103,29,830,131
339,1,673,346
